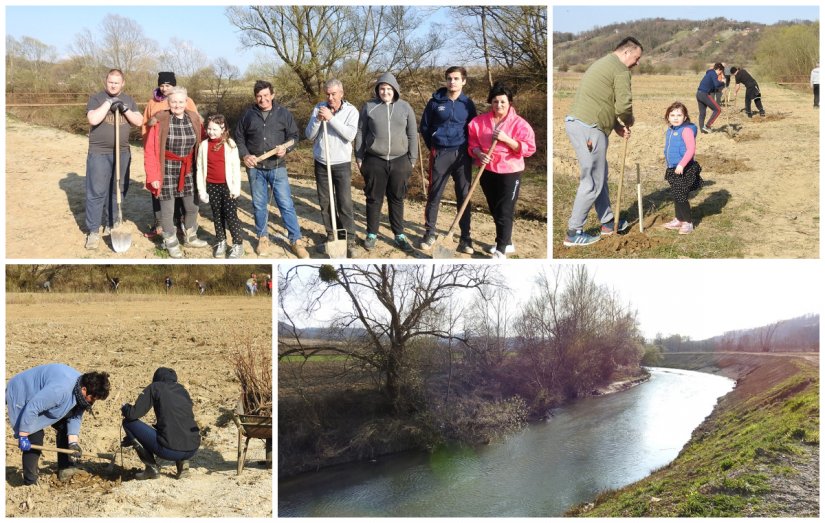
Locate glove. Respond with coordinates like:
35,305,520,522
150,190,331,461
68,442,82,463
199,192,209,204
121,403,132,417
107,96,121,105
18,435,31,452
110,101,125,114
117,102,129,114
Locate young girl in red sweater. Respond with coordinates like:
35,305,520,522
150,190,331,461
196,114,244,257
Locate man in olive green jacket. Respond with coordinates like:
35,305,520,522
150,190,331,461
563,37,642,247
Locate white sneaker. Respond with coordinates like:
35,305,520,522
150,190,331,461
492,250,507,260
487,244,515,255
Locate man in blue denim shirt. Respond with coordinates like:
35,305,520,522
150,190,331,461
235,80,309,258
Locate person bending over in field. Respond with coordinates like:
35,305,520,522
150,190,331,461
121,367,200,480
6,365,110,484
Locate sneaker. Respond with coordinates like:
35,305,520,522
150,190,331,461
85,232,100,250
212,240,227,259
487,244,516,255
394,234,415,254
364,234,377,251
759,111,765,117
701,126,711,134
256,236,270,256
291,238,310,259
563,230,600,247
228,244,244,259
663,218,682,230
457,239,474,254
492,250,507,260
600,219,629,236
678,222,694,235
419,233,437,251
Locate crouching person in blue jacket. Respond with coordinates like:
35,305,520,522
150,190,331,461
6,364,111,485
121,367,200,480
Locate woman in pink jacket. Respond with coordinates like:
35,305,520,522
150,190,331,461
468,83,536,259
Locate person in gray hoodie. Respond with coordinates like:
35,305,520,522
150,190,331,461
355,72,418,254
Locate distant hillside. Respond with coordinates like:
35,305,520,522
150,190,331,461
658,314,819,353
554,17,813,74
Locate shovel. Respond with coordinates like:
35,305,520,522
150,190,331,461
110,110,132,252
636,163,644,233
7,442,116,468
613,118,629,234
431,139,498,259
254,139,295,163
322,121,347,258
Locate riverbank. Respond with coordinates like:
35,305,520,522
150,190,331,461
568,353,819,517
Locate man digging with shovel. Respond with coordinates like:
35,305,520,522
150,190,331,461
6,364,111,485
305,79,359,258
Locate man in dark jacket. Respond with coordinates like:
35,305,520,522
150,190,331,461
418,66,478,254
730,67,766,118
121,367,200,480
234,80,308,258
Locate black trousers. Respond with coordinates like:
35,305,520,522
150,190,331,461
424,148,473,240
744,84,764,115
813,84,819,107
361,155,412,236
21,416,72,485
314,160,356,239
480,170,522,253
206,183,243,245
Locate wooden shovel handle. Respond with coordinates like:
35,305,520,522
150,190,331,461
6,442,75,455
255,139,295,162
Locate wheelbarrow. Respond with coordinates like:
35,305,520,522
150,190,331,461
232,399,272,475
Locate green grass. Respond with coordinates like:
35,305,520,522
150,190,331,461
568,359,818,517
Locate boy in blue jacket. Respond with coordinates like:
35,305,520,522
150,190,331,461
419,66,478,253
6,364,110,484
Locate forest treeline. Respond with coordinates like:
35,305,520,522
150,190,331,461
554,17,818,81
5,264,272,295
278,265,646,474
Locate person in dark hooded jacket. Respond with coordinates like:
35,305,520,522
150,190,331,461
121,367,200,480
355,72,419,254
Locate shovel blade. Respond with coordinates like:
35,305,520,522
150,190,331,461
431,236,457,259
110,227,132,253
326,239,348,259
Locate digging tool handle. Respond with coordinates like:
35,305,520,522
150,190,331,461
615,118,629,227
115,111,123,224
5,442,115,463
636,163,644,233
255,140,295,163
322,121,338,235
444,139,498,239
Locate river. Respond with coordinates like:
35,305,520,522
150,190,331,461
278,367,734,517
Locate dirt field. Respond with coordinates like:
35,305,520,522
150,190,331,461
553,73,819,258
4,117,547,260
4,293,272,517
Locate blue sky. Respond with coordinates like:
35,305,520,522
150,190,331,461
554,5,819,34
4,5,450,74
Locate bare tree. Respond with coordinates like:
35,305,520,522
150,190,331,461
281,264,500,412
464,285,515,375
158,38,210,79
757,322,780,353
99,15,156,72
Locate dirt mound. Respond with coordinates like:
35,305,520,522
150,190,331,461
700,155,751,174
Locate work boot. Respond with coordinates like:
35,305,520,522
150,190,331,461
133,442,160,480
57,466,81,482
212,240,227,259
228,243,244,259
291,238,310,259
183,227,208,248
256,235,271,256
163,235,184,259
175,460,190,479
85,232,100,250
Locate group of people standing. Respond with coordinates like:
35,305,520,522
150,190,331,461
563,36,784,247
83,67,536,259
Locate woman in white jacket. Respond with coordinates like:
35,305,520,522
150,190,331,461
196,114,244,258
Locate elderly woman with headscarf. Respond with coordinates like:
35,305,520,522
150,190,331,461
468,82,536,259
144,86,208,258
355,72,418,254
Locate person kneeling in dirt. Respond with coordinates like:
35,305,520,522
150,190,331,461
6,364,111,485
121,367,200,480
